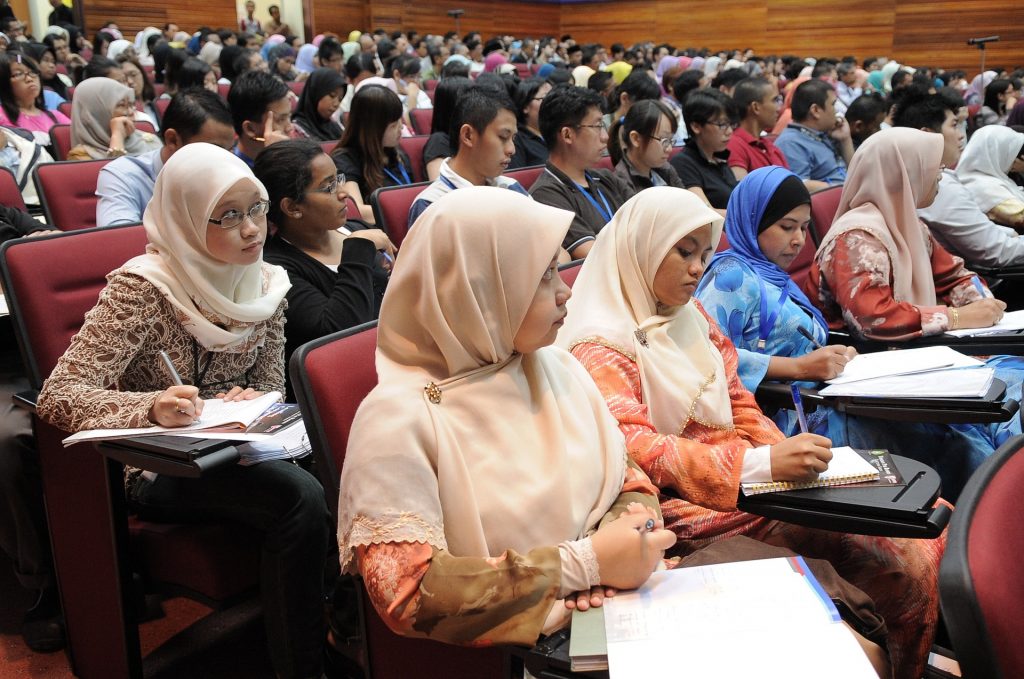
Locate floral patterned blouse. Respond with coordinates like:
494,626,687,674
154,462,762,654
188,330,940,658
803,229,984,341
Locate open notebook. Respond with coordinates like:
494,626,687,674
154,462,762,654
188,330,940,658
826,345,982,386
741,446,879,496
61,391,298,447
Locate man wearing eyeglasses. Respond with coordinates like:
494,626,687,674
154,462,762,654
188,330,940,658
774,79,854,190
728,76,790,181
97,89,236,226
529,85,634,260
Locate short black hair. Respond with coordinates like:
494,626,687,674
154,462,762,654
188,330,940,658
83,55,121,80
791,79,833,121
615,70,660,106
450,85,516,154
432,75,473,133
160,87,233,141
176,57,212,90
345,53,376,80
811,61,836,79
732,76,774,116
845,92,887,129
683,89,736,133
539,84,605,151
252,138,324,225
513,76,549,125
671,70,704,104
318,37,343,64
712,67,748,91
936,86,966,112
227,69,290,134
441,60,470,79
388,53,421,78
891,91,949,131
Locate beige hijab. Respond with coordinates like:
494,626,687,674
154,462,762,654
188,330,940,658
338,187,626,571
117,143,290,352
956,124,1024,213
556,187,730,435
70,77,162,159
815,127,943,306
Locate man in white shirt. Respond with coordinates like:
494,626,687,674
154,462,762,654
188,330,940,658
834,62,862,117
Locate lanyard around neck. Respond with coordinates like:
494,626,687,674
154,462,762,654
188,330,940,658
572,173,612,222
383,163,411,186
756,277,791,351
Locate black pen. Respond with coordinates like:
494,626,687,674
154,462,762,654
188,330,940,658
796,325,824,349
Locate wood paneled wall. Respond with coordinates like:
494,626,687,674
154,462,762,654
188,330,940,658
80,0,1023,74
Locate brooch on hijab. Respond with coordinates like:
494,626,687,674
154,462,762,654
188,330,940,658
634,329,649,347
424,382,442,404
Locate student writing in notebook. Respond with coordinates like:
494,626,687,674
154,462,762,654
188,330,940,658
557,187,946,679
335,188,890,671
804,128,1024,496
36,144,332,679
695,166,988,499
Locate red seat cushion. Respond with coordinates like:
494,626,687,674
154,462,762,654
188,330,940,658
398,135,429,183
34,159,112,231
370,182,429,248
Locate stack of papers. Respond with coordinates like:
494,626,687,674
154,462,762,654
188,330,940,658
237,419,311,466
946,309,1024,337
826,346,983,385
600,557,877,678
820,367,994,398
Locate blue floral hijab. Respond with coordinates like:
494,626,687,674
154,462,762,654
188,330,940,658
697,166,827,337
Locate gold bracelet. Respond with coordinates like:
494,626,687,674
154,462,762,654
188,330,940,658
950,307,959,330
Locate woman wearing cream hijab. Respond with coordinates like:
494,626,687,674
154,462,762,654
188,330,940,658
956,124,1024,229
558,186,944,679
339,186,677,645
38,144,332,679
67,77,161,160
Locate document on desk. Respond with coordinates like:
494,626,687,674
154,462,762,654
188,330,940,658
946,309,1024,337
826,345,982,385
819,366,994,398
603,557,877,679
0,293,7,317
62,391,297,447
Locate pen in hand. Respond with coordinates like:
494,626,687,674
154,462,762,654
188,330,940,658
796,325,824,349
159,350,201,423
790,384,809,434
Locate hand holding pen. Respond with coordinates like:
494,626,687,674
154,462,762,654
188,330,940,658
766,385,833,481
794,326,856,381
147,350,204,427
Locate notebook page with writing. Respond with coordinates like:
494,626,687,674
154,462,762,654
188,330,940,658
741,446,879,496
826,346,982,386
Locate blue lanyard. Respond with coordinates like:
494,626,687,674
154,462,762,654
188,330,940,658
383,163,411,186
756,277,790,351
572,174,613,222
439,175,457,190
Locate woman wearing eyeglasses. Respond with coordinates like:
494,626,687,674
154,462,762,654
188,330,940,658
0,51,69,145
669,89,739,215
609,99,684,193
66,77,161,160
254,139,394,395
37,143,333,679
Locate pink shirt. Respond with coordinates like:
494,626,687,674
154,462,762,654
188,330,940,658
0,107,71,139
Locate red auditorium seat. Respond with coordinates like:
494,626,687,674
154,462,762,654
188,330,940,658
370,181,430,246
398,134,429,183
0,166,28,211
504,164,544,190
410,107,433,135
33,159,110,230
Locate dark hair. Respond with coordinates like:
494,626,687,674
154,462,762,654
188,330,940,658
292,68,345,141
891,91,949,132
474,71,517,99
218,44,244,82
83,55,122,80
984,78,1014,114
160,87,233,141
783,60,806,82
253,138,325,225
345,53,376,81
21,42,68,99
116,54,156,103
836,62,855,78
671,70,704,104
0,52,56,125
231,49,262,79
608,98,677,165
388,53,421,79
176,57,212,91
712,67,748,91
810,61,836,79
588,71,613,97
936,86,966,112
93,31,115,56
216,29,235,45
890,69,913,91
336,85,404,194
227,69,290,134
318,37,344,65
538,84,605,151
732,76,773,116
614,70,660,108
440,60,470,80
376,39,397,62
863,57,878,70
683,89,736,134
844,92,887,129
450,85,516,153
790,79,833,121
432,75,473,133
546,66,571,87
163,48,189,91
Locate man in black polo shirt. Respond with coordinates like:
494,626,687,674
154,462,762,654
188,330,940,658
530,85,634,259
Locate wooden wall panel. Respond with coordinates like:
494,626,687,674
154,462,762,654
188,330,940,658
306,0,366,39
84,0,237,40
892,0,1024,73
365,0,561,40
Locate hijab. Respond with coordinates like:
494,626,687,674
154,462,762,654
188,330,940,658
699,167,826,332
106,39,133,61
815,128,943,307
267,44,295,78
689,56,705,72
557,187,731,435
260,34,286,60
955,124,1024,213
880,61,903,93
338,187,626,571
70,77,162,160
292,68,344,141
295,44,317,74
134,27,162,61
118,143,290,352
703,56,722,77
198,40,222,68
967,71,996,104
483,51,508,73
866,71,884,93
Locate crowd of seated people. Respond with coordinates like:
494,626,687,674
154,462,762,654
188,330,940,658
3,15,1024,679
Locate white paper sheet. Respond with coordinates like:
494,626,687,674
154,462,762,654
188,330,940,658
820,367,994,398
827,346,982,385
946,308,1024,337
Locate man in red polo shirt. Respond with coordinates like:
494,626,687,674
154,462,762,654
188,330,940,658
727,76,789,180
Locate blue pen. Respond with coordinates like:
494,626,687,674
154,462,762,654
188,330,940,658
790,384,809,433
973,276,987,297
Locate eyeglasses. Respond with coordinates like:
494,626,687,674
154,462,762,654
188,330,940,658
9,70,39,82
706,119,737,131
772,95,784,105
208,199,271,229
311,173,346,195
576,120,608,132
646,134,673,151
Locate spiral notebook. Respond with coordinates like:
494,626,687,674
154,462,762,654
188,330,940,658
741,446,880,496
